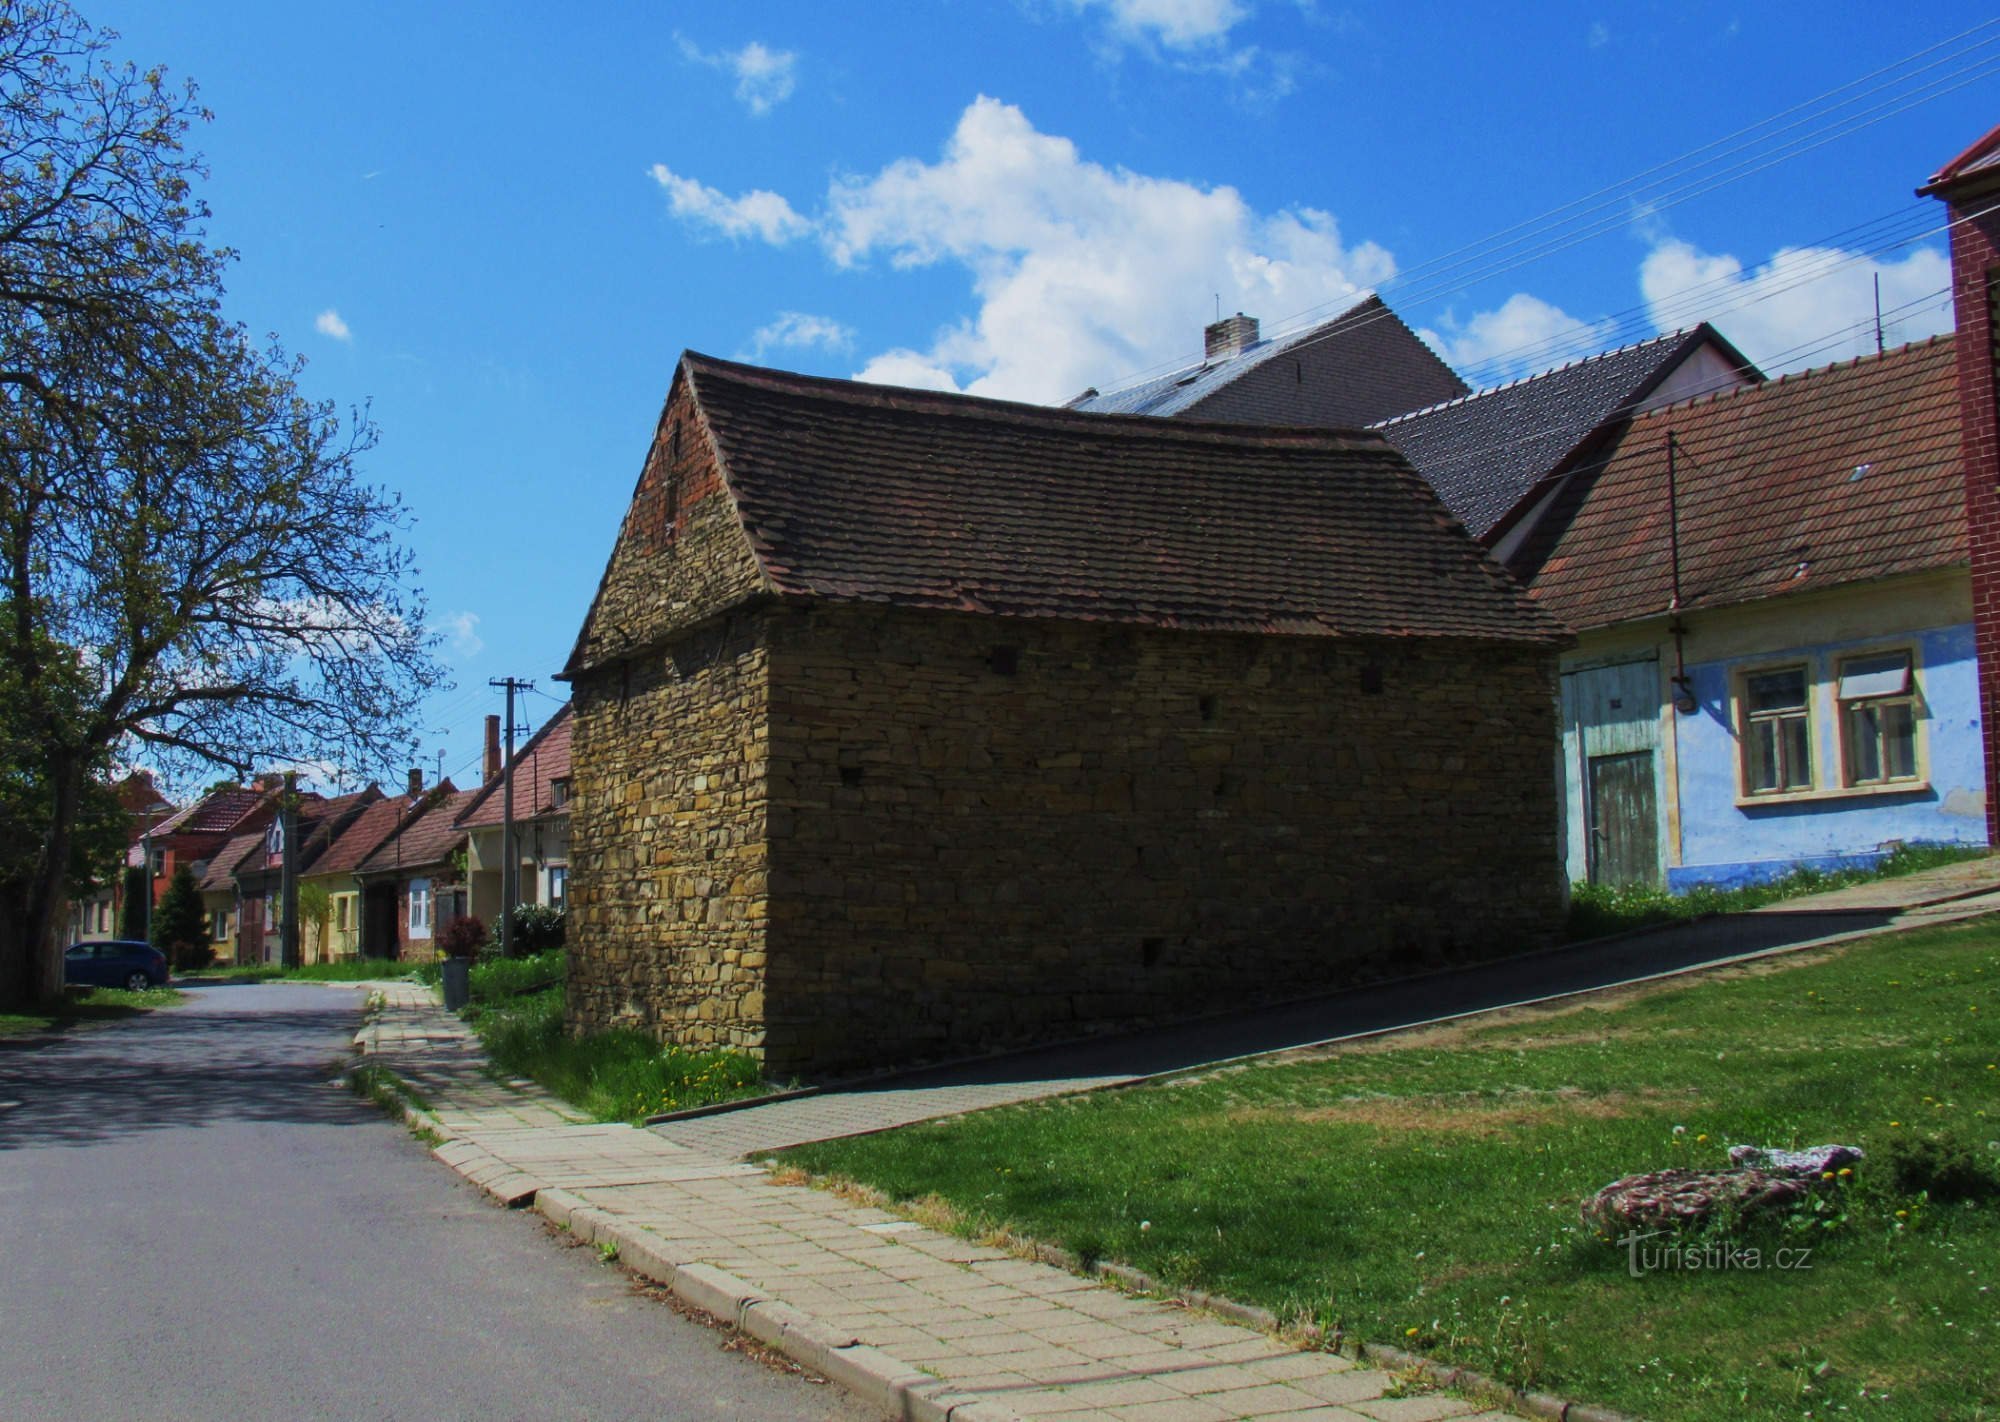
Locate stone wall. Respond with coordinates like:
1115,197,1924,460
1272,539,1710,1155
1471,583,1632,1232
756,605,1564,1077
567,611,772,1052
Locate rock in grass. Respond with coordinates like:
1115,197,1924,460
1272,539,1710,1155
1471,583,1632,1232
1726,1143,1864,1177
1580,1167,1814,1235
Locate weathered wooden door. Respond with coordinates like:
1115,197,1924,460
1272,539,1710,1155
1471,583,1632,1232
1587,750,1659,888
1561,659,1664,887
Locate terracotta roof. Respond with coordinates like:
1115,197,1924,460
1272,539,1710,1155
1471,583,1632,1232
151,786,269,839
458,704,573,828
667,352,1565,647
1066,295,1467,425
1920,122,2000,196
1516,336,1963,630
1374,327,1757,539
198,830,265,894
354,785,476,877
310,794,415,877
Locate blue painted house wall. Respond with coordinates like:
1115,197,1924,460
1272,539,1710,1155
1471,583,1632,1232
1668,620,1985,890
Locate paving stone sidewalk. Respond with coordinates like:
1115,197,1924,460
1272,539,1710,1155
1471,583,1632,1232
356,983,1522,1422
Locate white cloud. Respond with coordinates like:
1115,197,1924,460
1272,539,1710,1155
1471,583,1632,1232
1066,0,1251,49
314,309,352,342
1587,20,1610,48
1419,293,1616,383
677,35,798,115
1640,238,1953,374
436,610,484,660
771,96,1392,402
749,311,856,357
649,164,811,244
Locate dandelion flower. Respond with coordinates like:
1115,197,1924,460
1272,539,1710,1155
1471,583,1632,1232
1406,1327,1420,1338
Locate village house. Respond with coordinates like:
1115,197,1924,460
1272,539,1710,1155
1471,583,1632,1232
226,790,379,964
351,778,476,961
1067,295,1467,428
66,770,175,941
1508,336,1981,888
458,704,573,927
298,792,413,963
561,352,1570,1079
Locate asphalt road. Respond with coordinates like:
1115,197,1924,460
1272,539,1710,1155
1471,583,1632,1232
0,984,872,1422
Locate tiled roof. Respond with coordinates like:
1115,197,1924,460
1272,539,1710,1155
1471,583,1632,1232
1921,122,2000,195
680,353,1567,646
1066,296,1466,426
458,704,573,829
354,785,475,877
198,830,264,894
152,786,269,839
1374,328,1749,539
1517,336,1963,630
310,794,415,877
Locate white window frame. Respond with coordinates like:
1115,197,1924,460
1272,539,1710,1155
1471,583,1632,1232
408,877,433,939
547,865,567,910
1836,647,1922,788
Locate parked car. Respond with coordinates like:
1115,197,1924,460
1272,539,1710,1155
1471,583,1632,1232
63,940,169,991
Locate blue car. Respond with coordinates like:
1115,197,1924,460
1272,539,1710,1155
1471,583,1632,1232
63,940,170,991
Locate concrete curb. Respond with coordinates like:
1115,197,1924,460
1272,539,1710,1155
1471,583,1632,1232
1033,1244,1640,1422
531,1185,1025,1422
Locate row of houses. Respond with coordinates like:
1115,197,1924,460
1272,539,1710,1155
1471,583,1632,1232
69,706,573,964
555,123,2000,1079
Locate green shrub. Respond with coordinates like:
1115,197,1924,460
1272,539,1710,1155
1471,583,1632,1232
1881,1134,2000,1203
507,903,565,955
151,863,213,969
435,913,489,959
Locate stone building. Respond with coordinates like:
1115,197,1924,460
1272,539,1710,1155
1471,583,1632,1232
561,353,1571,1078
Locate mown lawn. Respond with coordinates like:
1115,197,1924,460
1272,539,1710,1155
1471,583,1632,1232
0,984,184,1036
456,951,769,1123
785,916,2000,1421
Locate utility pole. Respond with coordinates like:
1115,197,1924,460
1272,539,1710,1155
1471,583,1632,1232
490,677,534,956
280,770,300,970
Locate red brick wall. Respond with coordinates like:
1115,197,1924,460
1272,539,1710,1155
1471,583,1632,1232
1945,193,2000,844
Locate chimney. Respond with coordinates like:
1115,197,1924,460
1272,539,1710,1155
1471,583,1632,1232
484,715,502,785
406,768,423,797
1204,312,1259,360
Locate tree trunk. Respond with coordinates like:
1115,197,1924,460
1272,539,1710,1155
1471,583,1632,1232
0,754,78,1009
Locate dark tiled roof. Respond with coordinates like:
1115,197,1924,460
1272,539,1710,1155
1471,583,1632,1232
354,785,475,877
458,704,573,828
1067,296,1466,426
152,786,269,839
1518,337,1963,630
1374,328,1750,539
310,795,418,877
681,353,1566,645
198,831,265,894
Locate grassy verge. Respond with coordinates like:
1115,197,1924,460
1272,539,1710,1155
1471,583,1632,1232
0,984,184,1037
785,915,2000,1422
178,958,422,984
1567,842,1989,941
455,951,768,1122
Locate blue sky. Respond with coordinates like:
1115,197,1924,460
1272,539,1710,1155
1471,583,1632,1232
89,1,1997,791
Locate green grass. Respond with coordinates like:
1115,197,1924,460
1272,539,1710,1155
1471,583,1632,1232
0,983,184,1036
456,951,767,1122
177,958,421,984
785,915,2000,1421
1567,842,1989,941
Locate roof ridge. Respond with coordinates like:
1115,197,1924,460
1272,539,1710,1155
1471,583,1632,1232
455,702,573,826
1373,328,1697,429
1628,331,1953,424
1066,292,1375,405
682,349,1391,446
